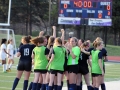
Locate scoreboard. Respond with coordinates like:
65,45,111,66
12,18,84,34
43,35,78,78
58,0,112,26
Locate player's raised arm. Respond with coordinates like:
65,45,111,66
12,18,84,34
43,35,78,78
52,26,56,38
61,29,65,46
39,31,44,37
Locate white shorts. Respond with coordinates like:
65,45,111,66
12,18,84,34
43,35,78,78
0,54,6,60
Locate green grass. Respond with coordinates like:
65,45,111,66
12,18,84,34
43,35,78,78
106,45,120,56
0,57,120,90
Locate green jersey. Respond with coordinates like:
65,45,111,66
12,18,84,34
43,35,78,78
49,46,66,71
91,50,102,74
33,46,48,70
67,46,80,65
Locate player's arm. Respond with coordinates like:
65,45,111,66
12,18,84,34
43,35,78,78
46,49,55,69
4,48,11,56
52,26,56,37
88,56,92,68
31,51,35,65
39,31,44,37
98,52,104,75
61,29,65,46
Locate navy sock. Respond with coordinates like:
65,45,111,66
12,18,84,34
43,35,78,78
87,86,92,90
91,87,94,90
54,85,57,90
73,84,76,90
80,81,82,89
28,82,33,90
36,83,42,90
41,84,46,90
69,84,74,90
94,87,99,90
23,80,28,90
48,86,52,90
46,83,49,90
67,80,69,90
61,81,63,87
57,85,62,90
12,78,19,90
32,83,37,90
101,83,106,90
76,85,80,90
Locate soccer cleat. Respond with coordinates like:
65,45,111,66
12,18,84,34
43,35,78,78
8,68,11,72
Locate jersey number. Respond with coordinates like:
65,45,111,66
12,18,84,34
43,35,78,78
24,48,29,56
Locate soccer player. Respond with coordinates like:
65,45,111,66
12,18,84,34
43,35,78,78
46,37,66,90
0,38,11,73
31,36,49,90
12,36,35,90
83,40,104,90
77,41,92,90
6,39,14,72
67,37,80,90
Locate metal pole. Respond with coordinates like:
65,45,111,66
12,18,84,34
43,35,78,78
49,0,51,34
104,26,107,47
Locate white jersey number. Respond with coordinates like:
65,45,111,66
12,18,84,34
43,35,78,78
24,48,29,56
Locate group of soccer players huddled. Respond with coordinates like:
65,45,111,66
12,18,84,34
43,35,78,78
0,26,107,90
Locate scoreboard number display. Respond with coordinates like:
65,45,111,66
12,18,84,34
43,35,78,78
58,0,112,26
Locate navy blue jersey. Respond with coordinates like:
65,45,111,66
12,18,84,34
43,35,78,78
19,44,35,62
89,47,107,57
79,50,89,67
101,48,107,57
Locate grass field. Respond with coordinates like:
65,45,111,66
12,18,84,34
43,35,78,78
0,57,120,90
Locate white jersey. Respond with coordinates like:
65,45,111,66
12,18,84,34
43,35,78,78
7,44,14,59
0,44,7,60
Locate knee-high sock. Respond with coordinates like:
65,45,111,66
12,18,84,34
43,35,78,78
32,83,37,90
36,83,42,90
23,80,28,90
28,82,33,90
12,78,19,90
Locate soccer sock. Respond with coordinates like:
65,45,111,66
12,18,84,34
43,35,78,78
9,63,12,69
57,85,62,90
94,87,99,90
41,84,46,90
7,64,9,69
36,83,42,90
69,84,74,90
73,84,76,90
32,83,37,90
76,85,80,90
61,81,63,87
101,83,106,90
23,80,28,90
48,86,53,90
67,80,69,90
87,86,92,90
80,81,82,89
46,83,49,90
3,64,6,72
12,78,19,90
54,85,57,90
28,82,33,90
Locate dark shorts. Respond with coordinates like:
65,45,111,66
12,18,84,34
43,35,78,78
50,69,63,75
79,66,89,75
34,69,47,74
67,65,79,74
92,73,102,77
17,60,32,71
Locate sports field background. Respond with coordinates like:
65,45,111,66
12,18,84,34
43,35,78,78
0,57,120,90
